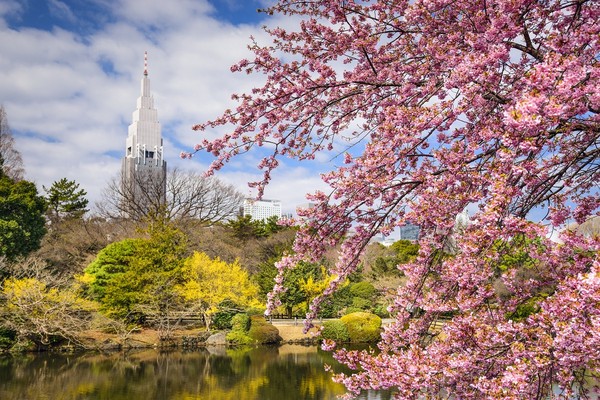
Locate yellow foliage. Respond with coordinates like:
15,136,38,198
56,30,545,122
1,277,97,345
2,277,96,314
299,266,336,305
74,273,95,285
176,252,260,316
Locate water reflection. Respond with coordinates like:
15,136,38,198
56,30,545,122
0,345,391,400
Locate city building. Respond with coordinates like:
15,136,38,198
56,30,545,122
371,223,420,246
399,223,420,241
121,52,167,214
243,198,282,221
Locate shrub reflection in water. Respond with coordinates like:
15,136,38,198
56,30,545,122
0,344,392,399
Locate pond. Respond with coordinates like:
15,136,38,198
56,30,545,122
0,344,392,399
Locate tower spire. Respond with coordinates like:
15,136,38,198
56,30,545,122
144,51,148,76
122,52,166,219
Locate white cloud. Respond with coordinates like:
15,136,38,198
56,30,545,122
0,0,332,217
112,0,214,29
0,0,22,21
48,0,77,23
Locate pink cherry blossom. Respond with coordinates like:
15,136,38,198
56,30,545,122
191,0,600,398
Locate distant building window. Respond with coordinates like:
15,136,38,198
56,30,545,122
399,224,420,241
145,150,155,159
242,198,282,221
127,147,132,156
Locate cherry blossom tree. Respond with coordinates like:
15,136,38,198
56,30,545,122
188,0,599,398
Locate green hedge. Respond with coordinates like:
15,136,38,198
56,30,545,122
343,306,363,315
226,314,280,345
340,312,382,342
230,313,251,332
248,316,280,344
349,282,376,299
226,330,254,345
212,310,235,330
351,297,372,310
321,320,350,342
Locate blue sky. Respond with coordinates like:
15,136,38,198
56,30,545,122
0,0,331,214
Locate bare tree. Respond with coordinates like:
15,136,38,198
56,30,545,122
0,256,96,349
98,167,244,224
0,105,24,180
0,256,63,284
34,216,124,276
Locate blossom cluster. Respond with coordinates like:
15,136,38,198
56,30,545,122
191,0,599,398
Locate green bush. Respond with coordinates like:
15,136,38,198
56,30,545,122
0,328,16,351
318,284,355,318
373,304,390,318
212,310,236,330
343,306,363,315
226,315,280,345
321,320,350,342
230,313,251,332
246,307,266,316
351,297,372,310
226,330,254,345
318,300,337,318
225,331,254,346
248,316,281,344
211,300,244,330
508,293,548,322
349,281,376,299
340,312,382,342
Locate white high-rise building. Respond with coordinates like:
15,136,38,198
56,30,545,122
243,198,282,221
121,52,167,215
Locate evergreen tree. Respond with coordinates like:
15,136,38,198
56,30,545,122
227,214,263,241
0,170,46,261
227,214,285,241
83,219,187,322
43,178,89,221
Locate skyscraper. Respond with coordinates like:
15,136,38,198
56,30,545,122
121,52,167,216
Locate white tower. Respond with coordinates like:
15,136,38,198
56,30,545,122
121,52,167,216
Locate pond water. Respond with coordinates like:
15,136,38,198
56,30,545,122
0,344,392,399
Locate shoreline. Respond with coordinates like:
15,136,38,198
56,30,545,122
3,322,323,353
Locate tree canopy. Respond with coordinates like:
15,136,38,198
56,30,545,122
83,238,144,302
99,167,243,224
176,252,259,329
83,220,187,321
0,172,46,261
227,215,285,241
44,178,89,221
191,1,600,398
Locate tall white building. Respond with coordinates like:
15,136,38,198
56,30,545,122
243,198,282,221
121,52,167,214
